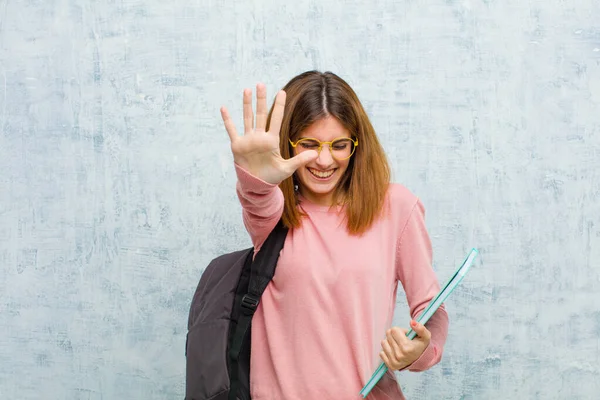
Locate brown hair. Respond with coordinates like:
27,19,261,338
266,70,391,235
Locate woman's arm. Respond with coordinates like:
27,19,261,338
220,84,317,250
396,199,449,372
235,163,284,252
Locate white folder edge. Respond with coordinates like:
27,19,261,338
359,248,479,398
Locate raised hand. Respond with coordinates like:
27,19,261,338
220,83,318,185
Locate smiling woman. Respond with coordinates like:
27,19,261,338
288,117,356,206
269,71,391,235
213,70,449,400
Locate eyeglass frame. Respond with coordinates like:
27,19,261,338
288,137,359,161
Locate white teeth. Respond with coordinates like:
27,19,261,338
308,168,334,178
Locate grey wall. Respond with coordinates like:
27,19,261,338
1,0,599,399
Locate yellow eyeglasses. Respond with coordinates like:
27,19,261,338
289,137,358,161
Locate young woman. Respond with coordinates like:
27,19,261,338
220,71,449,399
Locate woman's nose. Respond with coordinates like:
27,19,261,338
316,145,334,166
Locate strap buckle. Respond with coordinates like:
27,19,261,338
241,294,260,313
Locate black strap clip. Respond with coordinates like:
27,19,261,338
241,294,260,314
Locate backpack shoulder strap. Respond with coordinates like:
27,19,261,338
246,220,288,305
228,220,288,400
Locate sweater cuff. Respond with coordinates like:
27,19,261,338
404,341,438,372
234,163,279,195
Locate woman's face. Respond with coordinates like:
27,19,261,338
292,115,353,207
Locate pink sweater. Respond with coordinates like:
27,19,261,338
235,164,449,400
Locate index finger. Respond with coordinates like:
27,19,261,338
389,327,409,346
267,90,286,137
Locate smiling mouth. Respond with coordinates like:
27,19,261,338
308,167,336,179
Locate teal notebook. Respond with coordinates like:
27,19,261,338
359,248,479,398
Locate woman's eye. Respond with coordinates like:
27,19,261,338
333,140,351,150
300,141,319,149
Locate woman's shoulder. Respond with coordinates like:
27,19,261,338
386,182,421,210
383,183,426,230
384,183,425,237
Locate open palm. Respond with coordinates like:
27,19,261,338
220,83,317,185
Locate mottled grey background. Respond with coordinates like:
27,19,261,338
1,0,599,399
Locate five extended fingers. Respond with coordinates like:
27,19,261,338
220,84,308,182
221,83,287,143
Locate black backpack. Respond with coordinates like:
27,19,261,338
185,222,288,400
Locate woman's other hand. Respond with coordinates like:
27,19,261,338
379,320,431,371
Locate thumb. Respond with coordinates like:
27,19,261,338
285,150,318,172
410,319,431,340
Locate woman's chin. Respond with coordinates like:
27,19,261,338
299,179,340,202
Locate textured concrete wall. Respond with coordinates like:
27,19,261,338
1,0,599,399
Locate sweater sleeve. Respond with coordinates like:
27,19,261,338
234,163,285,252
396,199,449,373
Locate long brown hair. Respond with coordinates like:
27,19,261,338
266,70,391,235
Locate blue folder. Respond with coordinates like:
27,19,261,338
359,248,479,398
